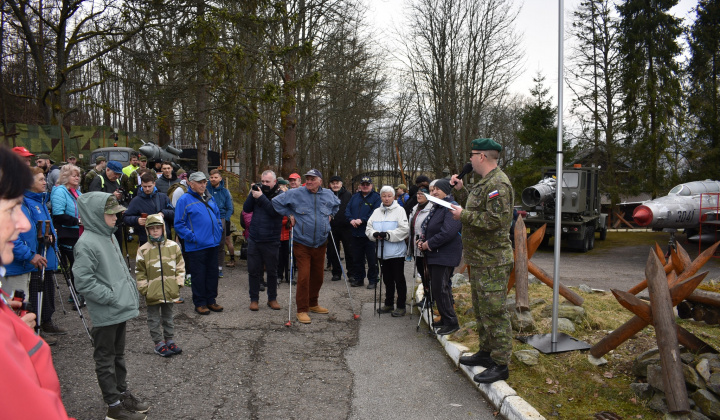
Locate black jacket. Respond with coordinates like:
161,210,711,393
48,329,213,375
123,188,174,243
423,196,463,267
330,186,352,229
243,184,283,242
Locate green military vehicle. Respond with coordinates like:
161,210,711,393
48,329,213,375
520,166,608,252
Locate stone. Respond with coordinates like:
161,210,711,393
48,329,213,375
587,354,608,366
578,284,593,293
664,414,692,420
451,328,470,341
698,359,712,382
557,318,575,333
514,349,540,366
511,308,535,332
528,274,540,284
685,363,707,391
710,360,720,374
463,320,477,330
682,352,697,364
708,373,720,397
691,389,720,419
648,364,665,392
451,273,468,287
690,410,712,420
529,298,546,308
631,382,654,399
649,391,669,413
464,307,475,317
634,348,661,377
699,353,720,362
540,304,585,323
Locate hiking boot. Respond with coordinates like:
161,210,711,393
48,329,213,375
308,305,328,314
154,342,173,357
195,306,210,315
267,300,281,310
391,308,406,317
106,404,146,420
376,305,394,314
459,350,493,368
207,303,224,312
249,301,259,311
166,342,182,355
226,260,236,268
366,282,377,290
296,312,311,324
42,334,58,346
41,320,68,335
331,274,341,281
473,364,509,384
436,324,459,336
350,280,364,287
120,390,150,413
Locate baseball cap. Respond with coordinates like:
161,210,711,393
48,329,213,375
107,161,123,174
12,146,34,157
360,176,372,184
95,155,107,164
304,169,322,179
189,171,207,182
105,195,127,214
288,173,301,180
395,183,407,191
329,175,342,183
37,153,55,163
68,155,77,160
139,155,147,162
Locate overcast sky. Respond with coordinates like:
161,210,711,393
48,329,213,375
366,0,699,102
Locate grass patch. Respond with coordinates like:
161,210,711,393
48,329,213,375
445,282,720,419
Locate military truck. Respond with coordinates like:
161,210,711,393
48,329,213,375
521,165,608,252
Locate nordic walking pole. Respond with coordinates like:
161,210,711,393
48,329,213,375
378,236,384,317
374,239,379,315
35,221,48,334
285,225,294,327
329,230,359,320
409,252,417,320
422,252,434,333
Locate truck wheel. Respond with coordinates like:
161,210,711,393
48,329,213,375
588,227,596,250
599,227,607,241
579,229,590,253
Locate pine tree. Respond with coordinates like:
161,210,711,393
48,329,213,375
686,0,720,180
617,0,683,198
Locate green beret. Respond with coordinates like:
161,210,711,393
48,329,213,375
471,138,502,152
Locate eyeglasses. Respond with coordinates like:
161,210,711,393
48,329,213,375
470,152,484,158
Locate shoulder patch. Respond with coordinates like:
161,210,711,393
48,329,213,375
488,190,500,200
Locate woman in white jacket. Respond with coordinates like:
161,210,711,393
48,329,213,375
367,186,410,316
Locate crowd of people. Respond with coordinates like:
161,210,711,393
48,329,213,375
0,137,516,418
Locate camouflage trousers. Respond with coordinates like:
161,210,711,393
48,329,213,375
468,264,513,365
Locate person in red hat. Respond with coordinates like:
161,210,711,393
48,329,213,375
288,173,301,189
11,146,34,166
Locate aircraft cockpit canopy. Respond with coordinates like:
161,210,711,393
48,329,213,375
668,180,720,196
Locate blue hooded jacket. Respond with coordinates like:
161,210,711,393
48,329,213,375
6,190,59,276
272,186,340,248
207,179,234,221
345,190,381,238
174,189,223,252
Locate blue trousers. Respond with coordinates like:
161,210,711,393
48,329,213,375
185,246,220,307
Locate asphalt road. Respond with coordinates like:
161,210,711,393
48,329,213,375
50,258,494,420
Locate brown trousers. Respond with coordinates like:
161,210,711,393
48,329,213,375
293,241,327,313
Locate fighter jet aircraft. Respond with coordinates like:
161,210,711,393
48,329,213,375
630,180,720,243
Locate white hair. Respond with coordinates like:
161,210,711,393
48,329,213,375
262,170,276,180
380,185,395,196
429,179,438,188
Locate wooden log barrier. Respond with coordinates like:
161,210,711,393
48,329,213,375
645,249,690,414
507,224,546,291
686,289,720,307
527,260,584,306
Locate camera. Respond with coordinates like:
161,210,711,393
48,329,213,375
252,183,261,192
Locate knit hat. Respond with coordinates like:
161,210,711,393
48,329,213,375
434,179,452,195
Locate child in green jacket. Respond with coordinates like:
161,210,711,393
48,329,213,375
135,214,185,357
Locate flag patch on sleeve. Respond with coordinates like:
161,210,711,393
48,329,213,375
488,190,499,200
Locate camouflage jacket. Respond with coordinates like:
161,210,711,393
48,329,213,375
135,215,186,305
83,168,100,192
460,166,514,267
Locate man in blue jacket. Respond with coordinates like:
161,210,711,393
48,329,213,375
207,169,234,277
243,170,283,311
174,172,224,315
345,176,381,289
272,169,339,324
123,172,174,246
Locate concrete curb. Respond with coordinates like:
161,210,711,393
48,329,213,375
419,309,546,420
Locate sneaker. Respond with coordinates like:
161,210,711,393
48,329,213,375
226,260,236,268
154,343,173,357
218,270,224,278
331,274,341,281
106,404,146,420
41,320,68,335
120,391,150,413
376,305,393,314
391,308,406,317
184,274,192,286
436,324,460,336
166,342,182,355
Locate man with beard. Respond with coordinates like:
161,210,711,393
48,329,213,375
155,162,179,194
326,175,353,282
243,170,283,311
36,154,60,194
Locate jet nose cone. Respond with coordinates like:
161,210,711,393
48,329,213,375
633,205,653,226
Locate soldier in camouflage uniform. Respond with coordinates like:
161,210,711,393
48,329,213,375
449,138,514,384
83,155,106,192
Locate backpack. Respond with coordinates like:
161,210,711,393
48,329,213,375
167,182,187,199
